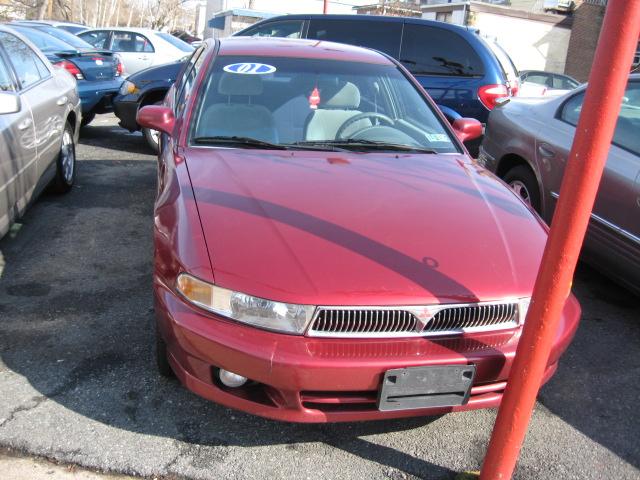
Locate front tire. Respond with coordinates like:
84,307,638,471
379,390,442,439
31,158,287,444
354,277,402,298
503,165,541,213
51,122,76,194
156,329,174,378
142,126,160,153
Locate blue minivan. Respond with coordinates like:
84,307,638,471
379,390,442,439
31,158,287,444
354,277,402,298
237,15,519,126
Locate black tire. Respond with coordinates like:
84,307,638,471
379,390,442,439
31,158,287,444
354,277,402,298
142,126,160,153
51,122,76,194
156,329,174,378
141,100,163,152
503,165,541,213
80,112,95,127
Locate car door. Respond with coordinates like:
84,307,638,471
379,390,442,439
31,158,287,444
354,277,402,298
0,31,64,180
0,31,40,224
111,31,155,75
540,81,640,289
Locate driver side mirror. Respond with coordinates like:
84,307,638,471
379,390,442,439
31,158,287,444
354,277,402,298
137,105,175,135
452,118,483,143
0,92,21,115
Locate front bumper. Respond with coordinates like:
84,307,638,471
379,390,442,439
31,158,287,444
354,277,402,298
112,97,140,132
78,79,123,114
155,282,581,423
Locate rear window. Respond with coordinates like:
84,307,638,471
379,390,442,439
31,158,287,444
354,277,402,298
400,24,484,77
156,32,195,53
307,19,402,58
33,25,94,49
9,25,76,53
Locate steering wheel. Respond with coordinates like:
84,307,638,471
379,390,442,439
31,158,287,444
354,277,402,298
335,112,395,140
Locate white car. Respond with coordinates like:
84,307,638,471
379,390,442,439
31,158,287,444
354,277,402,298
77,27,193,75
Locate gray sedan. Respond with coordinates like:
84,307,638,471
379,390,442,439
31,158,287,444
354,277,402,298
0,25,81,239
479,75,640,295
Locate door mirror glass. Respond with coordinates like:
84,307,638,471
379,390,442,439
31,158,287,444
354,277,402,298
0,92,21,114
452,117,482,143
137,105,174,135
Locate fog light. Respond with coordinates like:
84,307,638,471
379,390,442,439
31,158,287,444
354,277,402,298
218,369,248,388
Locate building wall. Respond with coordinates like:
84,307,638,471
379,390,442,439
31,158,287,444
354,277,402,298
564,2,606,82
472,11,572,72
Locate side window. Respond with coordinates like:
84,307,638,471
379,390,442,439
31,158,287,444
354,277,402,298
112,32,154,53
175,47,205,114
526,73,551,87
244,20,304,39
560,91,584,126
614,82,640,155
400,24,484,77
79,30,110,49
307,19,402,57
0,32,47,89
0,52,15,92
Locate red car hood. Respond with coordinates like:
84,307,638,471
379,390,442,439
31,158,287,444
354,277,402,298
184,148,546,306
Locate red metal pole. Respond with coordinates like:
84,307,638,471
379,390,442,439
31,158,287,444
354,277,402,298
480,1,640,479
323,0,329,14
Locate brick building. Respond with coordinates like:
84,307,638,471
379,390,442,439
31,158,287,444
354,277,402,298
564,0,608,82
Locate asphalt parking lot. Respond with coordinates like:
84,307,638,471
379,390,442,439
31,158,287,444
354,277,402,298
0,114,638,480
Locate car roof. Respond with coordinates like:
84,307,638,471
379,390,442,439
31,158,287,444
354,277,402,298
217,37,393,65
81,26,160,35
245,13,477,34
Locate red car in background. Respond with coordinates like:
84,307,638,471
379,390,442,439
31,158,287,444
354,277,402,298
138,37,581,423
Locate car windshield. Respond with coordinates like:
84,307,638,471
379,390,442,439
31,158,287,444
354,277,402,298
33,25,94,49
191,55,458,153
156,32,194,52
10,25,76,53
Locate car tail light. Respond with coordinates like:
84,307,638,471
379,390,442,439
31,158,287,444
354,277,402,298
114,55,124,77
55,60,84,80
509,79,520,97
478,84,510,110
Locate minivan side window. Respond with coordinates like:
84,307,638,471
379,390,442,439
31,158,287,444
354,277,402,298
307,19,402,57
400,24,484,77
243,20,304,39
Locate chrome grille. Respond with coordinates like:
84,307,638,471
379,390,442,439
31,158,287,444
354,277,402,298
309,309,418,336
307,301,522,338
424,303,518,333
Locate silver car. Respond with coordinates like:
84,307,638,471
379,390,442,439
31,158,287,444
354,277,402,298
479,75,640,295
0,25,81,239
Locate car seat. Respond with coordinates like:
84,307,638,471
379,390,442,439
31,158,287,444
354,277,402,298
196,73,278,143
304,81,371,141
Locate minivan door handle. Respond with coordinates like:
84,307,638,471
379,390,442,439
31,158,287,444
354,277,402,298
537,143,556,158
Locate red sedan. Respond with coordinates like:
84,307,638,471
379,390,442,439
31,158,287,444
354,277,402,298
138,37,580,423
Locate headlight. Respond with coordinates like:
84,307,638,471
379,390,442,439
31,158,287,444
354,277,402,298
119,80,139,96
176,273,315,334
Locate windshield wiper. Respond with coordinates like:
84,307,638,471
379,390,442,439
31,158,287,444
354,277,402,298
291,139,438,154
192,136,288,150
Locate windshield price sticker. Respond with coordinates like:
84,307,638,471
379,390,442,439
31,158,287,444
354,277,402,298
223,63,277,75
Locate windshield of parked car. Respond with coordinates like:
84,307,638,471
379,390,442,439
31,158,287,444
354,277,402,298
156,32,194,52
32,25,94,50
190,55,458,153
10,25,76,53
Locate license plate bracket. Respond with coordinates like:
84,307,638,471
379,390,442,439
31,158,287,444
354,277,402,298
377,365,476,411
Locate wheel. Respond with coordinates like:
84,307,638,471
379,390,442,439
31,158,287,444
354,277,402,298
142,126,160,153
51,122,76,193
142,101,162,152
503,165,541,213
156,329,174,378
80,112,95,127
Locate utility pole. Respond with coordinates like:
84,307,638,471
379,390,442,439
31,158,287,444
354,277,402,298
323,0,328,14
479,0,640,478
